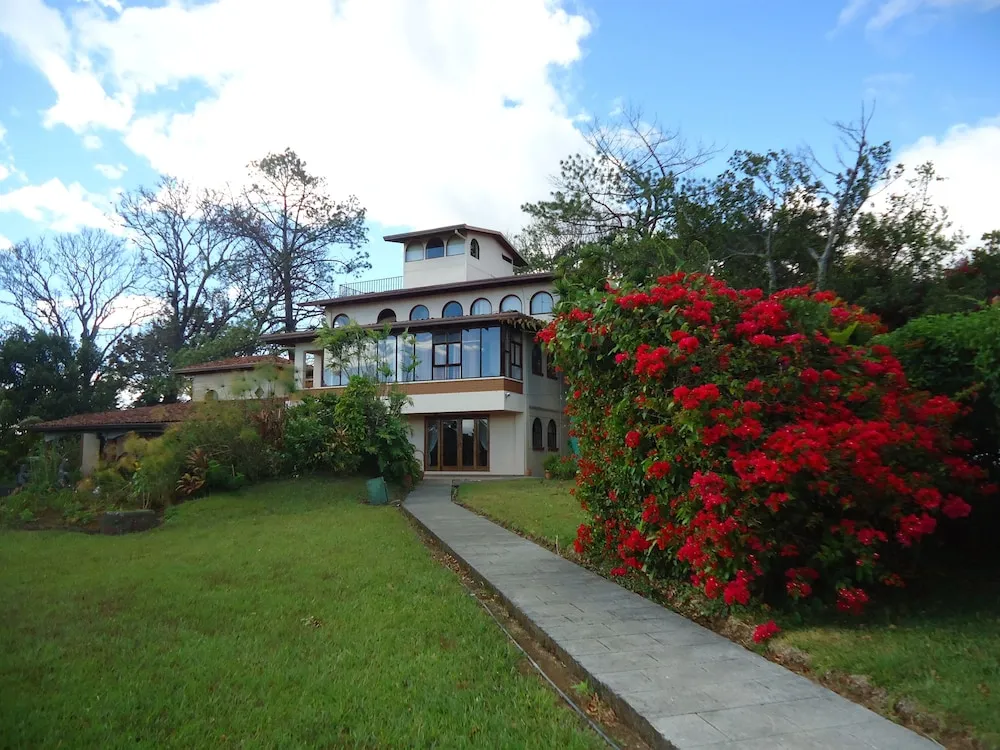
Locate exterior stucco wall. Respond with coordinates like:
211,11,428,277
322,278,557,328
189,369,290,402
81,432,100,476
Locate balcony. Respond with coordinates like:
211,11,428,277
335,275,403,297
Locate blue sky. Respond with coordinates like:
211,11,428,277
0,0,998,286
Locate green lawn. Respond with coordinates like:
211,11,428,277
0,477,604,749
459,479,584,551
458,479,1000,746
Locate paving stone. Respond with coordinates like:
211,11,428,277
404,483,936,750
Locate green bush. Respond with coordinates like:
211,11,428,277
544,453,577,480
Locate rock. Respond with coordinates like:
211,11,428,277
99,510,159,535
767,642,812,669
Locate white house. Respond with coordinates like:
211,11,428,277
262,224,568,477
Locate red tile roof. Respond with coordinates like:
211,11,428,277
173,355,291,375
32,402,196,432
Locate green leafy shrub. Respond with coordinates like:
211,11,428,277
542,272,994,614
544,453,577,480
283,392,346,474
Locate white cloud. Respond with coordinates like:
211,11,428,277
837,0,1000,30
0,0,592,232
895,116,1000,244
0,178,116,232
82,134,102,150
0,165,9,182
0,234,11,250
94,162,126,179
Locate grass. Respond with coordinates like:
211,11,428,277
0,477,604,749
459,479,584,551
458,479,1000,746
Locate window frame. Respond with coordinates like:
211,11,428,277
409,304,430,321
405,242,424,262
531,418,543,451
332,314,350,328
425,237,445,259
499,294,522,313
303,350,324,389
530,291,554,315
446,236,465,256
442,300,463,318
470,238,480,259
531,343,543,376
547,419,558,452
470,297,492,316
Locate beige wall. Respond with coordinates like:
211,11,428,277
190,368,291,402
400,230,518,290
80,432,100,476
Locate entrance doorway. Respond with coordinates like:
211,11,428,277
425,415,489,471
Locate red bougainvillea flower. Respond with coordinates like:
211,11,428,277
941,495,972,519
678,336,700,353
752,620,781,643
836,587,869,615
646,460,672,479
625,430,641,448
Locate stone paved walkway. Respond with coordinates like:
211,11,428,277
404,480,940,750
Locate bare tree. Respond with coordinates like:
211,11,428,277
226,148,369,332
521,105,716,260
0,229,150,384
118,177,255,350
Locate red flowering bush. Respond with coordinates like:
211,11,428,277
540,273,993,614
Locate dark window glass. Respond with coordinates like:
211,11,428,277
547,419,558,451
432,331,461,380
504,330,523,380
530,291,554,315
470,238,480,259
481,326,500,376
462,419,475,468
477,417,489,467
532,418,543,451
500,294,522,313
410,304,429,320
426,237,445,259
471,297,491,315
377,308,396,323
442,419,459,466
531,344,543,376
442,301,463,317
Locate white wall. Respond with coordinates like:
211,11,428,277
81,432,100,476
322,277,557,327
190,369,291,401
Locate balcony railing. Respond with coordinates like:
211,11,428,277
336,276,404,297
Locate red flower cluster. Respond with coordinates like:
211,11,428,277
752,620,781,643
545,272,990,614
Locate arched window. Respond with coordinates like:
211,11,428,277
547,419,558,451
446,237,465,256
531,418,543,451
204,389,218,402
442,301,463,318
333,314,350,328
530,291,554,315
425,237,445,259
500,294,522,313
377,308,397,323
471,297,492,315
531,344,543,376
405,242,423,262
409,304,430,320
470,239,480,259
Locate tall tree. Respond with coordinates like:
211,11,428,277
520,106,715,266
118,177,255,351
0,229,149,392
227,148,369,331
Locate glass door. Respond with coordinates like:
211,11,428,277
425,416,489,471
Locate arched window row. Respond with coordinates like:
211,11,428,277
405,236,466,262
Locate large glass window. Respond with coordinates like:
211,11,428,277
503,329,522,380
500,294,522,313
446,237,465,256
481,326,501,377
405,242,423,262
462,328,481,378
425,415,490,471
377,336,397,382
530,291,554,315
433,331,462,380
410,304,429,320
471,297,492,315
425,237,445,259
442,301,463,318
414,332,432,381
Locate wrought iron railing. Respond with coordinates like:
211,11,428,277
336,276,404,297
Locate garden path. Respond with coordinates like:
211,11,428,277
404,480,940,750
